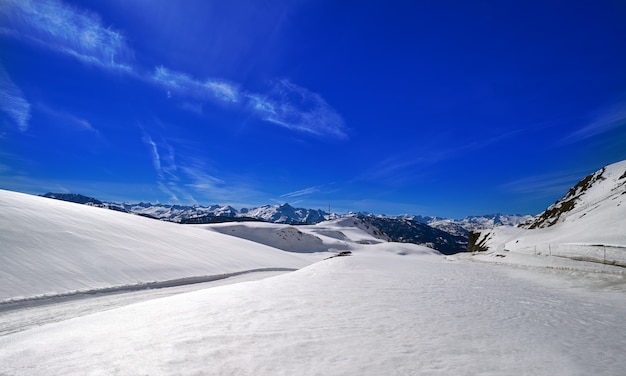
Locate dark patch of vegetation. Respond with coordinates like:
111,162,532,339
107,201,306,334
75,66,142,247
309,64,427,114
528,198,576,229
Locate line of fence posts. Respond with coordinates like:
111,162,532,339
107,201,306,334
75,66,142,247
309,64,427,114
533,244,610,264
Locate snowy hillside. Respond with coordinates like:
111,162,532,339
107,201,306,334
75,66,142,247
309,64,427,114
2,245,625,375
2,189,626,375
40,194,329,224
121,201,326,224
430,214,534,236
205,217,390,254
356,215,467,254
0,190,327,302
522,160,626,229
240,203,327,223
470,160,626,266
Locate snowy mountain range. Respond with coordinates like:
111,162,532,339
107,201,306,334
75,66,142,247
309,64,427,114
39,193,532,254
2,162,626,374
40,194,329,224
40,193,530,229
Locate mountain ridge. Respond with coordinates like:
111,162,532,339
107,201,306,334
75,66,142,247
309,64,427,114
468,160,626,265
39,192,530,229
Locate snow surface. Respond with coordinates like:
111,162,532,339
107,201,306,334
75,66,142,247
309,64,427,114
204,217,389,254
2,189,626,375
2,246,625,375
473,160,626,266
0,190,325,301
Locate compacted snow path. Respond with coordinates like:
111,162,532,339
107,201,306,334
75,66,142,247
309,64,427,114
0,270,291,336
1,249,625,376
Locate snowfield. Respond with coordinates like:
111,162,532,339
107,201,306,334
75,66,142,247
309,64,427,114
0,190,325,302
2,247,625,375
1,189,626,375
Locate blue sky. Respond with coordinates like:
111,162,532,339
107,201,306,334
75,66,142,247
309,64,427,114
1,0,625,218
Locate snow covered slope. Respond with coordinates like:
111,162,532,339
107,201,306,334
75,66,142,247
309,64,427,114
1,246,625,375
205,217,389,254
0,190,325,301
471,160,626,265
523,160,626,229
430,214,534,235
114,201,326,223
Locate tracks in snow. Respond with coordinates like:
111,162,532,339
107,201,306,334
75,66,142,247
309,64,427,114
0,269,294,336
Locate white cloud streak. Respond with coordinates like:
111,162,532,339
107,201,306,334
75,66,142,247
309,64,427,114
361,132,519,184
0,0,133,72
1,0,347,140
280,186,321,199
0,65,31,132
563,104,626,144
37,104,98,133
151,66,347,139
142,134,162,176
247,80,347,139
180,162,226,191
500,170,590,196
152,66,240,103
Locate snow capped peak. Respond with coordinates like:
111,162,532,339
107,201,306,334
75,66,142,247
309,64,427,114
241,203,325,224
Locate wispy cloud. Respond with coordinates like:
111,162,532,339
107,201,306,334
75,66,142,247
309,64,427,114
143,134,162,176
280,186,321,199
0,65,31,132
247,80,347,139
38,104,98,133
140,129,187,202
361,131,519,184
2,0,347,140
0,0,133,72
151,66,347,139
152,66,240,103
562,102,626,144
500,169,591,196
138,130,261,205
181,165,225,191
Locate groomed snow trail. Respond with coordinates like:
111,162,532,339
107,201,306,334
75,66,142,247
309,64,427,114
0,270,291,336
1,250,625,376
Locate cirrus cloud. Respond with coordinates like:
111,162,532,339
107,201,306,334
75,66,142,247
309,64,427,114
0,65,31,132
0,0,133,72
151,66,347,139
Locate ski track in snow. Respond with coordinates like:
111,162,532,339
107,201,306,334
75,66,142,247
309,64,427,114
0,270,291,337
